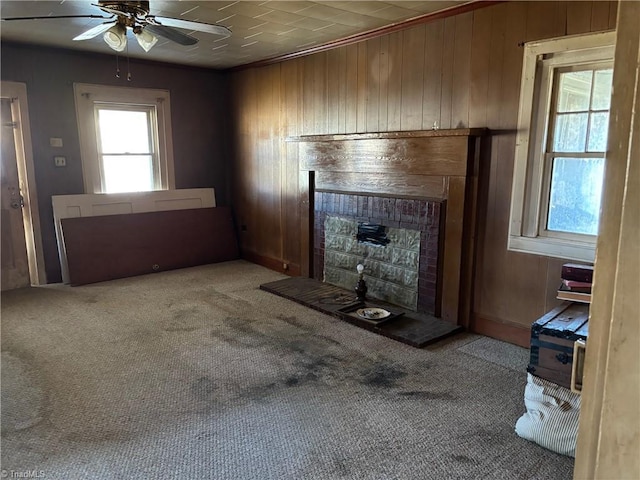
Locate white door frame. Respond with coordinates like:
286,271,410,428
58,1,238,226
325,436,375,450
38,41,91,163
1,81,46,285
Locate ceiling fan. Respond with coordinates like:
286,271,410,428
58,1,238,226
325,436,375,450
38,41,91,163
2,1,232,53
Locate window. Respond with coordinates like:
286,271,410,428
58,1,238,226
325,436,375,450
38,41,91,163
509,31,615,262
75,83,175,193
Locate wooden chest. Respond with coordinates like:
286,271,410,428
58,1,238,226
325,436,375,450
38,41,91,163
527,302,589,389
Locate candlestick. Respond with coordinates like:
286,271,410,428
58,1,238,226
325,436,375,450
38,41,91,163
355,264,367,302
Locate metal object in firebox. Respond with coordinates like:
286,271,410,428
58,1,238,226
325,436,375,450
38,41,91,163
356,223,390,247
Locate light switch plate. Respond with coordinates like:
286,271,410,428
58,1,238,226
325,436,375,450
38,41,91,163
54,156,66,167
50,137,63,147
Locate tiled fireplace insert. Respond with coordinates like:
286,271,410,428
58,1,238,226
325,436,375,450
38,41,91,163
314,193,443,315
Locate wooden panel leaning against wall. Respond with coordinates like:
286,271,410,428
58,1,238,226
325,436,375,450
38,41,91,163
227,1,618,345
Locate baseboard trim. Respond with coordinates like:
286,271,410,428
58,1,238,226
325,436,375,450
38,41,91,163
241,251,301,277
471,315,530,348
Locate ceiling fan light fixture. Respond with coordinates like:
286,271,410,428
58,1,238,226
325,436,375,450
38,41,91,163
103,24,127,52
134,27,158,52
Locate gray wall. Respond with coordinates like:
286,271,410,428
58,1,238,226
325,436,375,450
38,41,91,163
1,42,231,282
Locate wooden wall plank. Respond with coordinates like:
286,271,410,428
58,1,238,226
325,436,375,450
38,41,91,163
451,12,473,128
272,64,284,263
345,44,358,134
590,0,612,32
255,68,269,257
440,17,456,129
556,1,568,37
545,257,566,312
422,20,444,130
366,37,381,133
400,25,426,130
608,1,618,30
256,64,281,260
237,68,258,255
525,1,566,42
469,7,492,129
327,48,346,134
302,53,328,134
281,61,301,271
567,1,593,35
387,31,403,131
422,19,444,130
356,42,368,133
472,4,507,317
378,35,390,132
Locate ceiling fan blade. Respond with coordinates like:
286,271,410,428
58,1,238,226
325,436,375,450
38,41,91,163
73,21,117,41
148,16,231,38
143,24,198,46
1,14,110,21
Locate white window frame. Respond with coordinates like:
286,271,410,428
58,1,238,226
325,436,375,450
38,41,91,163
74,83,175,194
508,31,615,262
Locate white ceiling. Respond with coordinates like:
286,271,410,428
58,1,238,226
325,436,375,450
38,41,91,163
0,1,469,69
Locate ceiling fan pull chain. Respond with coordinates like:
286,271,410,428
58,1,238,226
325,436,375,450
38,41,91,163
115,53,120,79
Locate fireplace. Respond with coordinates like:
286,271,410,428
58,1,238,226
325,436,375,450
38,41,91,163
314,193,443,314
294,129,484,326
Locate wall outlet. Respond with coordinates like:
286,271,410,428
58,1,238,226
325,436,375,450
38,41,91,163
54,156,66,167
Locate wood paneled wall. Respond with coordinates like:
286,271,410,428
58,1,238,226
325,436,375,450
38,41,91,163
228,1,617,343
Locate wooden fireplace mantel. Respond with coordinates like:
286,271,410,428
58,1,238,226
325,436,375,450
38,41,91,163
291,128,486,327
288,128,486,142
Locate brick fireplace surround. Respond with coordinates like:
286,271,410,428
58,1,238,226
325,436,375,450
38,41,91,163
294,129,484,326
314,192,443,315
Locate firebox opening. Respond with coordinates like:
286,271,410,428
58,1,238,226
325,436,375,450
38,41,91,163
314,192,442,316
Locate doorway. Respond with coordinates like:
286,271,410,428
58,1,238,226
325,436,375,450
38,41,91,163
1,82,45,289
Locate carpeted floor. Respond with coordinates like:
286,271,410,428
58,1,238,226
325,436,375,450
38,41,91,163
1,260,574,479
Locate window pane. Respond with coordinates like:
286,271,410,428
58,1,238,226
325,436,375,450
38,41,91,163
97,109,151,154
587,112,609,152
547,157,604,236
553,113,588,152
591,69,613,110
102,155,154,193
557,70,592,112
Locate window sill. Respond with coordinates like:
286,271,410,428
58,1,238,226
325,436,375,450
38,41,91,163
508,235,596,263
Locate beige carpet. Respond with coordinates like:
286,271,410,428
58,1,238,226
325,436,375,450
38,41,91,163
1,260,573,479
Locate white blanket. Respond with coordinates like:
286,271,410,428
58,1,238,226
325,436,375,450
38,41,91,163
515,373,581,457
